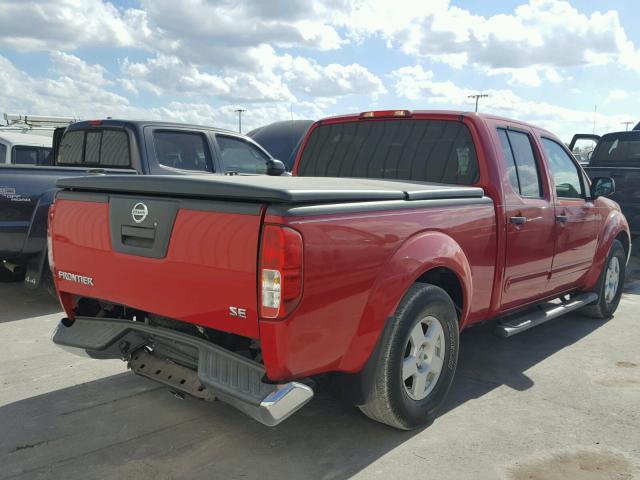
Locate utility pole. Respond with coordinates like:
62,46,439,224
622,121,634,131
593,105,597,134
234,108,246,134
468,94,489,112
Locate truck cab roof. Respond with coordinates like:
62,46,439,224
67,119,238,136
314,110,556,137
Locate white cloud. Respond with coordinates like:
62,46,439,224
120,46,384,102
0,0,147,51
391,65,633,140
3,0,639,89
0,0,637,139
605,89,629,102
50,51,111,86
332,0,640,81
275,53,387,98
0,54,328,132
483,65,564,87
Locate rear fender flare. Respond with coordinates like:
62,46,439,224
583,209,630,291
338,230,472,373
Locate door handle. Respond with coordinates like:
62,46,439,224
556,215,568,223
509,216,527,225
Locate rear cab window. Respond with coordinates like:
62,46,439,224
296,119,480,185
57,128,131,168
590,132,640,166
153,130,213,172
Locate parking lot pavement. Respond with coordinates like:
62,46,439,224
1,261,639,480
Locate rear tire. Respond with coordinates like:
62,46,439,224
358,283,459,430
581,239,626,319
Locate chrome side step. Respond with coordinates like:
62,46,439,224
495,292,599,338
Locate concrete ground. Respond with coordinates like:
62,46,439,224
1,258,639,480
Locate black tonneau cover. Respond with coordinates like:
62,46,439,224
56,174,484,204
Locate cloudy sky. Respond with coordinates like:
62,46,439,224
0,0,638,141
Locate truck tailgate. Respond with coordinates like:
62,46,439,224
51,192,264,338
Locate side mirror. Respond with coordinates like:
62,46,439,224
266,159,286,176
591,177,615,198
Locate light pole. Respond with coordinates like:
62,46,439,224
468,94,489,112
234,108,246,134
622,121,634,131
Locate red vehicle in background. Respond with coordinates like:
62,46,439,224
49,110,629,429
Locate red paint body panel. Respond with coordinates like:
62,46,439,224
50,111,631,383
260,207,496,379
52,200,263,339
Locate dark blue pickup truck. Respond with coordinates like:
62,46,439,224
582,130,640,237
0,119,283,288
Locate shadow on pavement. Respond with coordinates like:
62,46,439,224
0,282,61,323
444,311,608,415
0,311,609,480
0,373,419,480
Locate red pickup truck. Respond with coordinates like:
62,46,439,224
49,111,630,429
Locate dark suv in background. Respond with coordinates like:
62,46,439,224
0,119,284,288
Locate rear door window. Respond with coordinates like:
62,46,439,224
11,146,54,165
497,128,543,198
154,131,212,172
0,143,6,162
217,135,270,174
56,129,131,167
12,146,39,165
296,119,479,185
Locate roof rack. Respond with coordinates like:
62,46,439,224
2,113,77,132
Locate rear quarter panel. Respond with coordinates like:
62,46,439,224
260,201,496,380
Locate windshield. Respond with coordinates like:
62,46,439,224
590,132,640,165
297,119,480,185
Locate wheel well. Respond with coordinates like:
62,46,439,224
415,267,463,319
616,232,630,258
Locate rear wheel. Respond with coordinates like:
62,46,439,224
581,239,626,319
359,284,459,430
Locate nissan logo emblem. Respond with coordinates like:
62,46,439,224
131,202,148,223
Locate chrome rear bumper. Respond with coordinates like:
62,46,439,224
52,316,313,426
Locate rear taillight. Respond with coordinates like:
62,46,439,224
47,203,55,272
259,225,303,319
